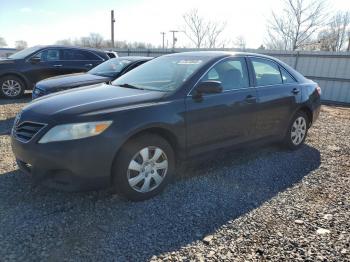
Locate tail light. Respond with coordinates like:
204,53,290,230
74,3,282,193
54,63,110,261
316,86,321,96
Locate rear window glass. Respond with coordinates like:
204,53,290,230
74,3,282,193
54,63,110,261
252,58,282,86
62,50,100,60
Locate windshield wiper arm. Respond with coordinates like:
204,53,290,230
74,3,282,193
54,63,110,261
116,83,144,90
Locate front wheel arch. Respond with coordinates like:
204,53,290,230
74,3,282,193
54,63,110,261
109,127,179,183
0,73,29,90
0,74,28,98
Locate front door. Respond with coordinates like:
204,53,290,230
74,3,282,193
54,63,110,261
25,48,64,85
186,57,258,156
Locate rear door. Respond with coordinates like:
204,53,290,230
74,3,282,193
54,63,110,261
61,49,104,74
186,57,258,156
248,57,301,138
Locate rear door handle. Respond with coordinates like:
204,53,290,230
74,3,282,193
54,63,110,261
85,64,93,67
292,88,300,94
53,64,63,67
244,95,256,103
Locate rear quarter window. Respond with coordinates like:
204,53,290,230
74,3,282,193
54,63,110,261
280,66,297,84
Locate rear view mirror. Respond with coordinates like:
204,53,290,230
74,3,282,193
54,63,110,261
194,80,223,97
29,57,41,64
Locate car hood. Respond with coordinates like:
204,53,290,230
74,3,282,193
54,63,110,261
0,58,17,65
21,84,166,122
36,73,113,91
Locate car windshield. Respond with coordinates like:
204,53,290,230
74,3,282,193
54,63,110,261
8,46,42,59
112,55,210,92
88,58,133,77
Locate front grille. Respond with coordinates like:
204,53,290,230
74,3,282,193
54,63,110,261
13,122,46,142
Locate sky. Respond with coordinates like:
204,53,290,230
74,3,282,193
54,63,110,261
0,0,349,49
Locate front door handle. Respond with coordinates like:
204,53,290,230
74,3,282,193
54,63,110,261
53,64,63,67
244,95,256,103
292,88,300,94
85,64,93,67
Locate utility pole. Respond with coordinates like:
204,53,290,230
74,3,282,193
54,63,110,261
111,10,116,48
160,32,166,49
169,30,179,49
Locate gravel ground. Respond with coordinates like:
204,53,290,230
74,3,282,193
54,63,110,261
0,96,349,262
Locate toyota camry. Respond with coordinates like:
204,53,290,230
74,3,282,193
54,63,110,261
11,51,321,201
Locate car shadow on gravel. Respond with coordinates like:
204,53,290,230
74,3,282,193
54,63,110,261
0,144,320,261
0,117,14,135
0,93,31,105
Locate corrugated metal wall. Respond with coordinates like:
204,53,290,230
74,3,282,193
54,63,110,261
112,48,350,104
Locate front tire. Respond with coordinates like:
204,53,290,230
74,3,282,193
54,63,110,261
284,111,309,150
0,75,25,98
112,134,175,201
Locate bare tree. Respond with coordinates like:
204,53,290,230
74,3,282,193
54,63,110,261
183,9,208,48
88,33,104,48
0,37,7,47
15,40,28,50
317,11,350,51
266,0,328,50
234,35,247,50
183,9,227,48
55,39,73,46
76,37,91,47
206,21,227,48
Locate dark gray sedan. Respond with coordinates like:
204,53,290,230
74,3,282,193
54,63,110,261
32,56,152,99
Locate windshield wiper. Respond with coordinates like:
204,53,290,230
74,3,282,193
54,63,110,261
116,83,145,90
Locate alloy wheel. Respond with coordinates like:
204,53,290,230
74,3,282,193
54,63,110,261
291,116,307,145
127,146,168,193
2,80,22,97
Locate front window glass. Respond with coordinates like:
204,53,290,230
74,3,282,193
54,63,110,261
8,46,42,59
202,58,249,90
252,58,282,86
33,49,61,61
112,55,211,92
89,58,132,77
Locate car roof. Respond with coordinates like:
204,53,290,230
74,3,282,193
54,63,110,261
117,56,153,61
33,45,109,53
164,51,277,60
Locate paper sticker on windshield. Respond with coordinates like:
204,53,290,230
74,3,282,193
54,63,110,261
177,60,202,65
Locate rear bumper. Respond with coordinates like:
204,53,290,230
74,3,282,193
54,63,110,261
311,104,321,125
11,132,119,191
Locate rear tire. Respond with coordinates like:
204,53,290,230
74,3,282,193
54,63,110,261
283,111,309,150
0,75,25,98
112,133,175,201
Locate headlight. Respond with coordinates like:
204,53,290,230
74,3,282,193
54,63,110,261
38,121,112,143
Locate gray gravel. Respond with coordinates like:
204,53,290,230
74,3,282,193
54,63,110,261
0,97,349,261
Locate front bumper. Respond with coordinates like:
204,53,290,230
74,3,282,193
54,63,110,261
11,132,119,191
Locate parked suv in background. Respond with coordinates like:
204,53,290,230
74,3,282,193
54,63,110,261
32,56,152,99
11,52,321,201
0,45,116,98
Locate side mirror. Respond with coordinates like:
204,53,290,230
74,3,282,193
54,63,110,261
29,57,41,64
194,80,223,98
